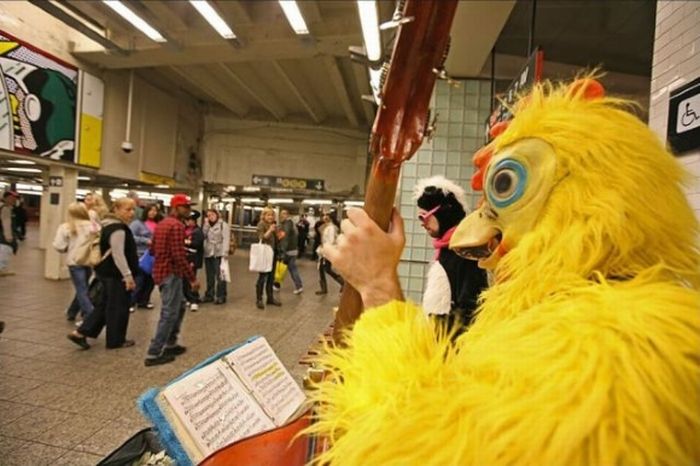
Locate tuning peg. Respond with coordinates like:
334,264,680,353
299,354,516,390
361,94,377,104
424,110,439,142
379,15,415,30
380,0,414,30
432,68,460,88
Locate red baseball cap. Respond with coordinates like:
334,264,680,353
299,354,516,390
170,193,194,208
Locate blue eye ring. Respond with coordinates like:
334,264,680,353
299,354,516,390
486,159,527,209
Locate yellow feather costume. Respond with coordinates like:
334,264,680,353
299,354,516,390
308,79,700,466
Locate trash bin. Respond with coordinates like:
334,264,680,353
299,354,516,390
97,428,166,466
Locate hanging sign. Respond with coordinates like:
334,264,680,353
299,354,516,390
485,48,544,140
251,175,325,191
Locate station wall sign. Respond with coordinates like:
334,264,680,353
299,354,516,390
667,75,700,155
485,47,544,140
48,176,63,188
251,175,325,191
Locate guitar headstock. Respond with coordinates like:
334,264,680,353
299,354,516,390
369,0,459,169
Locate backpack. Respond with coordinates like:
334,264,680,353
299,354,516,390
74,230,110,267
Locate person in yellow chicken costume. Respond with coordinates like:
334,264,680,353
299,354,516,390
308,77,700,466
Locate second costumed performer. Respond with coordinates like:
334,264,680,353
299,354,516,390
414,176,488,334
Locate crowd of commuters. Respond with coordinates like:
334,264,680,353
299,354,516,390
7,175,488,367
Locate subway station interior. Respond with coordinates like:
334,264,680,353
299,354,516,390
1,1,699,465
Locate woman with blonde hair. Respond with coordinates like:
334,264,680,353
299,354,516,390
53,202,99,321
68,198,139,349
83,191,108,222
255,207,281,309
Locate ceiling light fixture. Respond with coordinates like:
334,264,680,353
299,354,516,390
3,167,42,173
302,199,333,205
268,198,294,204
357,0,381,62
240,197,263,203
8,159,37,165
102,0,166,43
78,176,91,181
189,0,237,40
344,200,365,207
155,184,170,188
278,1,309,35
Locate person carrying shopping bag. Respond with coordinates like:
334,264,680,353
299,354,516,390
202,209,230,305
129,203,162,311
255,208,281,309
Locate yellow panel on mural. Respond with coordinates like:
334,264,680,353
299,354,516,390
78,113,102,167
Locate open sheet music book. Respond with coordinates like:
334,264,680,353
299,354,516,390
138,336,307,466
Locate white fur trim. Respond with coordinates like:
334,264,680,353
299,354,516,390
413,175,469,213
422,261,452,316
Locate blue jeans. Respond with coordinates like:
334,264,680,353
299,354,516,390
68,266,93,318
147,275,186,357
285,255,303,289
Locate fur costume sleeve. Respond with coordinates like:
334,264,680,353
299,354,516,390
309,283,700,466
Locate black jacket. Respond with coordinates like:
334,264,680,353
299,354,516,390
433,248,489,335
95,222,139,279
187,226,205,269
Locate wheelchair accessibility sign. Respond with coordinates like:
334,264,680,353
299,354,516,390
668,76,700,154
677,93,700,133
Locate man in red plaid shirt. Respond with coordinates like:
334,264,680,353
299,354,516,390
145,194,200,366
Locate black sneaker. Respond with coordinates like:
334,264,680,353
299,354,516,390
163,345,187,356
144,354,176,367
256,300,264,310
67,333,90,350
266,299,282,307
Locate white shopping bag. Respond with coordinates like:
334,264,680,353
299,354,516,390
220,257,232,283
249,241,274,273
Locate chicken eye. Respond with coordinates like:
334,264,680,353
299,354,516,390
493,170,516,196
487,159,527,208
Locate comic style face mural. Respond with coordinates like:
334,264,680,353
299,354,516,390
0,31,77,162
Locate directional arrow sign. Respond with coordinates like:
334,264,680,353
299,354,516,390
251,175,325,191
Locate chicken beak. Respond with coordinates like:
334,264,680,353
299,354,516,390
450,205,502,266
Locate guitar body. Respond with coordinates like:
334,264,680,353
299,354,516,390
199,412,311,466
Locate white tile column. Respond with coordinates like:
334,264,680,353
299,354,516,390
43,165,77,280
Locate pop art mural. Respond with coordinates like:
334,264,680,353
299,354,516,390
0,30,78,162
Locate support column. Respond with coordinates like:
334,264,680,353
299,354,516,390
43,165,78,280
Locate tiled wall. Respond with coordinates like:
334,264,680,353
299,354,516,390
396,80,492,302
648,1,700,218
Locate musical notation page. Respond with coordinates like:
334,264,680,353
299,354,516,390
223,337,307,425
161,360,275,458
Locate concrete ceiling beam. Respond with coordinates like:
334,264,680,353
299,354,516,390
323,56,360,128
271,61,325,124
170,66,249,117
217,63,286,121
72,33,360,68
350,62,375,126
